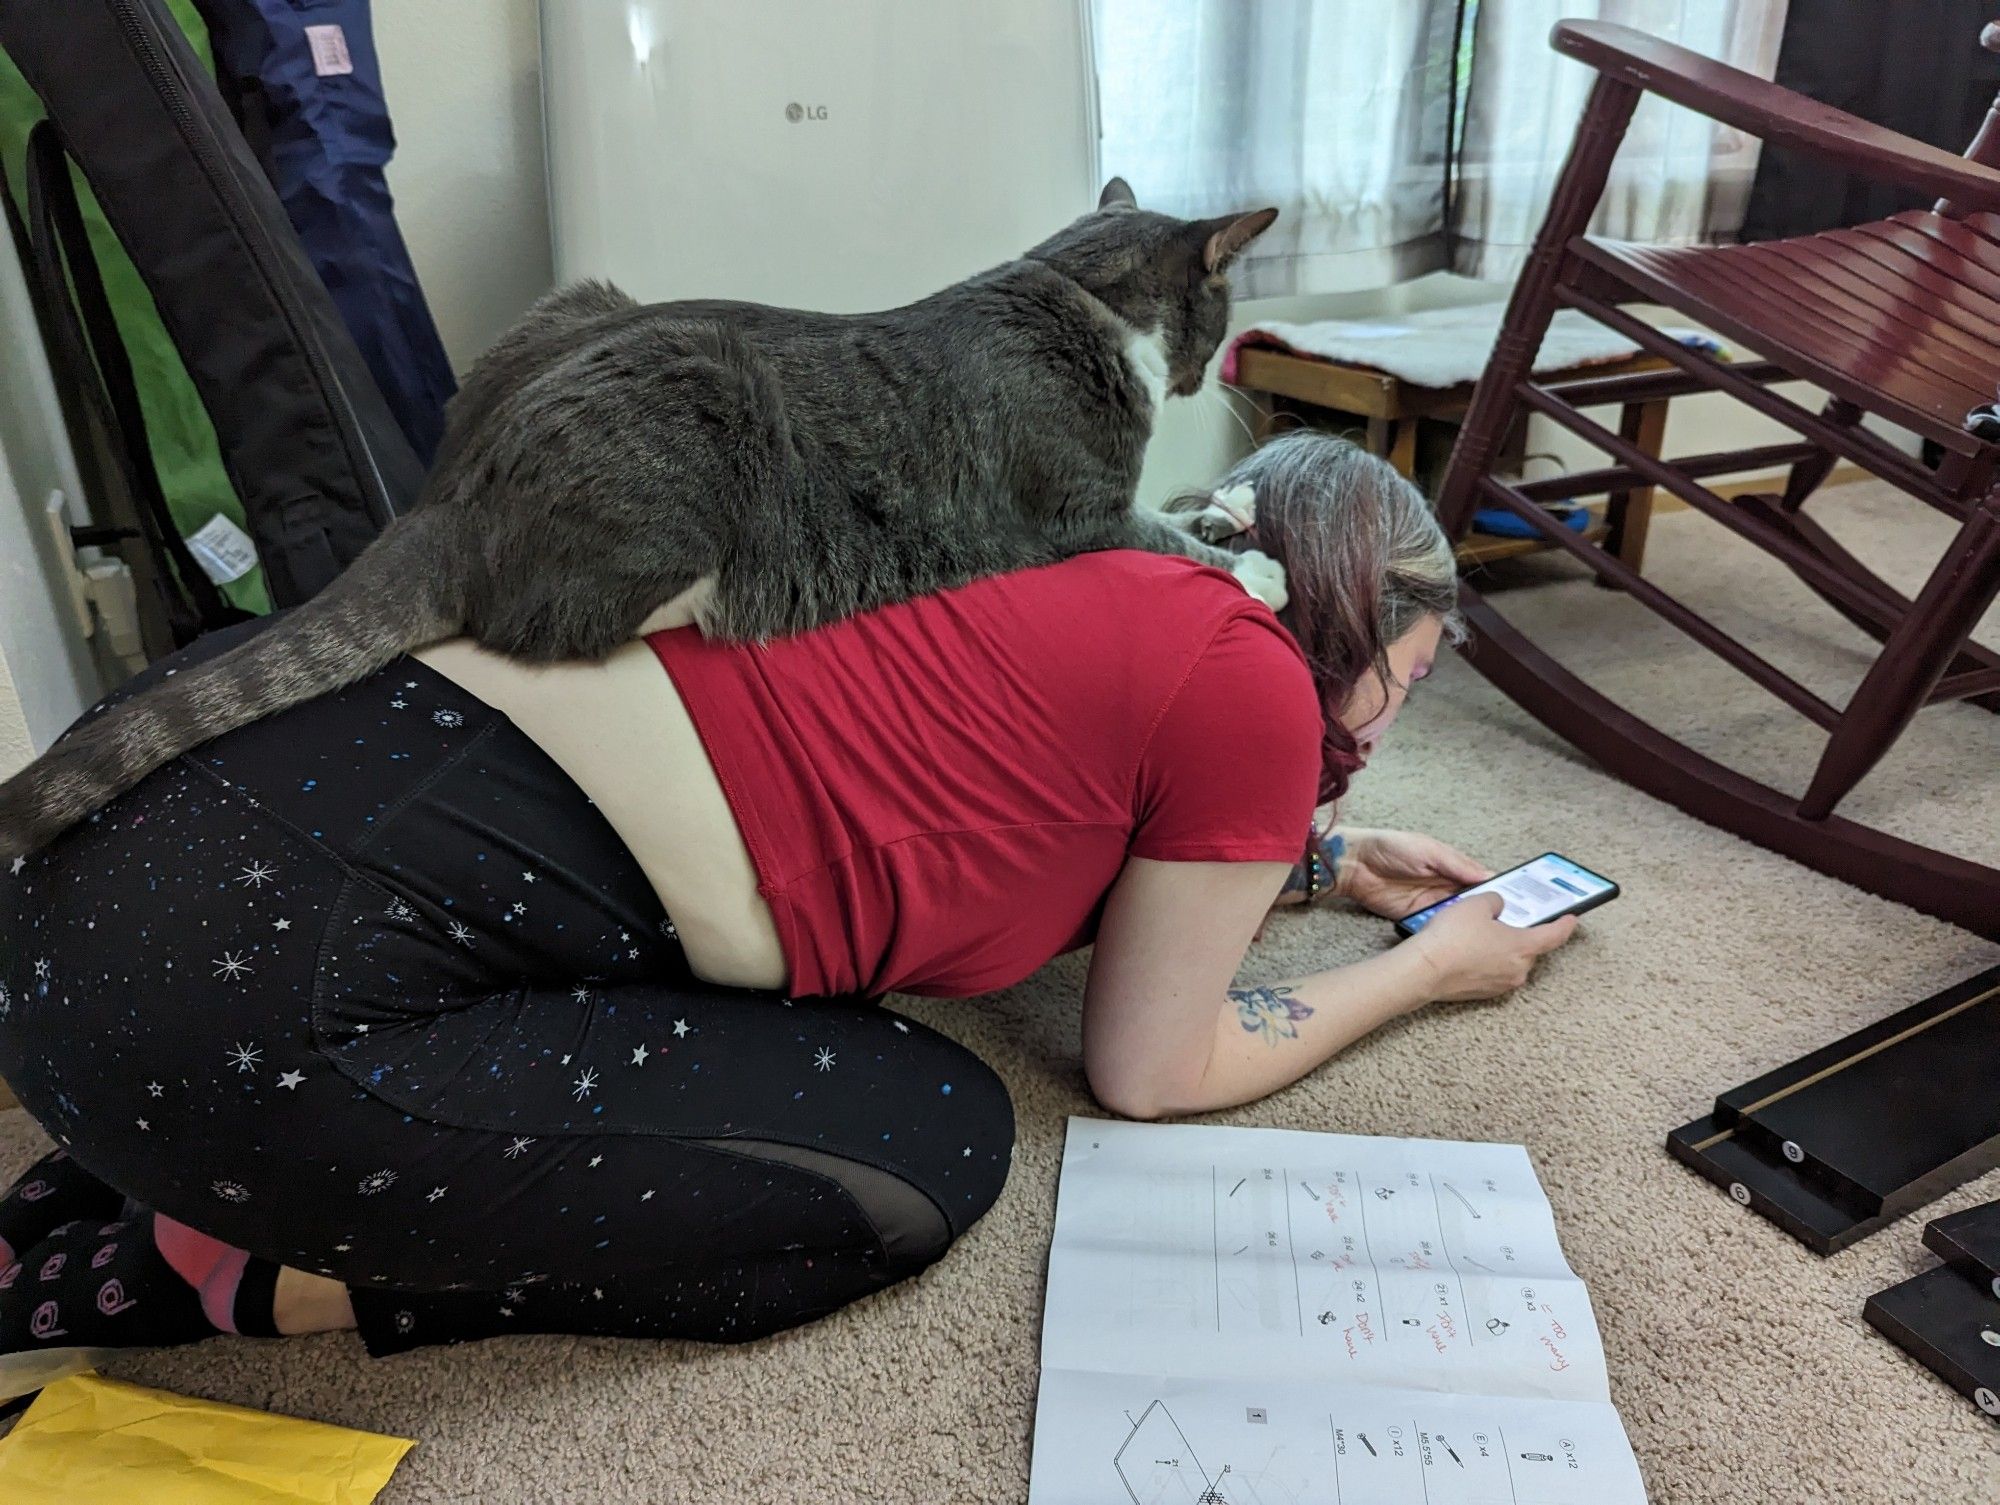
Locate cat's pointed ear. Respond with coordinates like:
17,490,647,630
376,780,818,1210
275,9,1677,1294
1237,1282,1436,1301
1202,207,1279,273
1098,177,1138,211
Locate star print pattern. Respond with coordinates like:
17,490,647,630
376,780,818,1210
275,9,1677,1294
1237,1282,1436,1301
0,647,1012,1357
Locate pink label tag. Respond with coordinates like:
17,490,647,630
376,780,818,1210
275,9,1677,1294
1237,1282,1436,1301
305,23,354,77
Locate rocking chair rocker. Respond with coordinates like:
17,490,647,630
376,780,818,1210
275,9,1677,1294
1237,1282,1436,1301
1436,20,2000,939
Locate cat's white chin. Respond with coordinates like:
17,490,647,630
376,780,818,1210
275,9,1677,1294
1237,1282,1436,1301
1231,549,1289,612
1122,328,1171,412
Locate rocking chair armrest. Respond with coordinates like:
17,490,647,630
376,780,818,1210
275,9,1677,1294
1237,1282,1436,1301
1554,20,2000,216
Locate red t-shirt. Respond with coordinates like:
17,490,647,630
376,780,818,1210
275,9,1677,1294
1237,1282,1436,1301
646,550,1319,999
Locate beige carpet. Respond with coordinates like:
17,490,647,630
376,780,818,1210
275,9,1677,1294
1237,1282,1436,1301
3,480,1997,1502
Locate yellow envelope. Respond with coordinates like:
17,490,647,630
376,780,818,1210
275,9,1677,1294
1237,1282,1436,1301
0,1371,413,1504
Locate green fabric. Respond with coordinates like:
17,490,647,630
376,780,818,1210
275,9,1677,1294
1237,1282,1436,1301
0,0,270,614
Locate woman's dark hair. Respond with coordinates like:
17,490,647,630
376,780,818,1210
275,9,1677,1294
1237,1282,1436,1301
1165,433,1463,805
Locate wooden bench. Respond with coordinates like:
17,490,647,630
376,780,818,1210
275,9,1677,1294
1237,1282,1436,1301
1231,343,1673,571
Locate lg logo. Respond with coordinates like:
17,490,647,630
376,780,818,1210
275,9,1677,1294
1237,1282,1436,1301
785,102,828,123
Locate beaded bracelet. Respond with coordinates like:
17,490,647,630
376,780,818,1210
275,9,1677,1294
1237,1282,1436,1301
1300,824,1330,906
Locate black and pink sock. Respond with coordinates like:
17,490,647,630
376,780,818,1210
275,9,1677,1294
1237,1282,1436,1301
152,1215,279,1338
0,1215,278,1356
0,1149,124,1271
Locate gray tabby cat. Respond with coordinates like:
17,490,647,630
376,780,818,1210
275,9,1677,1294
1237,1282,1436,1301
0,180,1279,860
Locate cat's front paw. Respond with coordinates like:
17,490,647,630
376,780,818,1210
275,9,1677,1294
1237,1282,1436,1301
1191,482,1257,542
1232,549,1289,611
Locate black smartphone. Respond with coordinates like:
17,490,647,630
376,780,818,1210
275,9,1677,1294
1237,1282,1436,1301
1393,852,1619,938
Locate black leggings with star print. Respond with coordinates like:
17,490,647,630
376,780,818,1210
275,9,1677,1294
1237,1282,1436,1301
0,621,1013,1357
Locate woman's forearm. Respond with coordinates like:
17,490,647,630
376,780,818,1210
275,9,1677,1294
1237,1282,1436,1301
1183,943,1436,1113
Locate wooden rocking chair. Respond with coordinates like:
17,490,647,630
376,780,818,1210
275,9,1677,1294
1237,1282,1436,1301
1435,20,2000,939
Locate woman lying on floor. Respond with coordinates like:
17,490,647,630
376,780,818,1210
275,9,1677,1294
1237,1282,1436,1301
0,433,1574,1367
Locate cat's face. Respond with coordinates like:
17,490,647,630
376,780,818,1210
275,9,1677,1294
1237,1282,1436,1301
1026,180,1278,398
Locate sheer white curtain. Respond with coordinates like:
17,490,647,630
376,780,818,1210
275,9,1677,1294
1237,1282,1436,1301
1091,0,1463,297
1453,0,1791,279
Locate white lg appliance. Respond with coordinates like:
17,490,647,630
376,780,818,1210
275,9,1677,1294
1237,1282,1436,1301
540,1,1099,312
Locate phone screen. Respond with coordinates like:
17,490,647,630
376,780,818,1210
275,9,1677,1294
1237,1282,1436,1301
1398,852,1616,934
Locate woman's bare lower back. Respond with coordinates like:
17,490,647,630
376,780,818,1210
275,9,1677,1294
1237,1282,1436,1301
412,633,787,991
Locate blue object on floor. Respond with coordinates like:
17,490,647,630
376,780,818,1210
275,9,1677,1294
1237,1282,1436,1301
1472,504,1590,539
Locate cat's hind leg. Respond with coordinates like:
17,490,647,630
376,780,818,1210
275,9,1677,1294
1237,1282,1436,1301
1185,482,1257,542
468,318,794,659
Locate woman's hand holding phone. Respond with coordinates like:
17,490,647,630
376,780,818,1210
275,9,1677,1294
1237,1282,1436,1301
1328,828,1493,918
1404,893,1578,1001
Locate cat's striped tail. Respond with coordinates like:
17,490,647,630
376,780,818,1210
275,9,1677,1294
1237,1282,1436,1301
0,509,462,863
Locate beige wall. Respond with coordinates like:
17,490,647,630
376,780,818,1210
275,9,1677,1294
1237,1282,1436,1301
374,0,553,371
0,224,109,774
0,635,34,779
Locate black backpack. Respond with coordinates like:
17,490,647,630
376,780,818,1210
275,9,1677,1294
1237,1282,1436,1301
0,0,421,628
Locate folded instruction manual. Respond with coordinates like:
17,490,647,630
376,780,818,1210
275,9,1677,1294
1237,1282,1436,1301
1027,1118,1648,1503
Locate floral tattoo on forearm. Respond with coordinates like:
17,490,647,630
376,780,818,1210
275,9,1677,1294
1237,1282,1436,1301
1230,985,1315,1046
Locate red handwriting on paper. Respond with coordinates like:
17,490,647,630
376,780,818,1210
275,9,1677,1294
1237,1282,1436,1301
1539,1303,1568,1339
1426,1325,1448,1354
1540,1335,1571,1372
1354,1311,1376,1346
1437,1311,1458,1340
1343,1327,1358,1360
